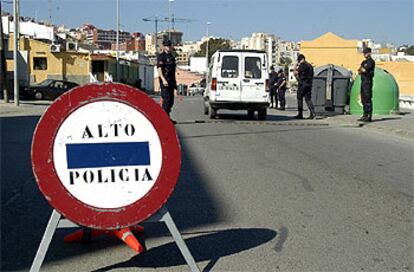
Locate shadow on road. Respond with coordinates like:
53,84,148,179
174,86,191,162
1,116,224,271
213,112,293,122
369,117,402,123
92,228,277,272
180,126,331,140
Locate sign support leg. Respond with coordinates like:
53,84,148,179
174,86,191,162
153,206,200,272
29,209,61,272
30,207,200,272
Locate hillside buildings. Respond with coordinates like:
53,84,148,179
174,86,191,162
239,32,300,69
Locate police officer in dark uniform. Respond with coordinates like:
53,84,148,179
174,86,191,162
157,39,177,121
268,66,279,108
275,69,287,110
358,47,375,122
294,54,315,119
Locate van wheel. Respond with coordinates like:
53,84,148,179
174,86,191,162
209,106,217,119
258,109,267,120
203,100,209,115
247,110,255,119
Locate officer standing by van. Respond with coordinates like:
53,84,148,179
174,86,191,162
358,47,375,122
294,54,316,119
268,66,279,108
157,39,177,122
275,69,287,110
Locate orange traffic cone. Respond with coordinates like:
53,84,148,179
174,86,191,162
113,227,145,253
64,229,107,243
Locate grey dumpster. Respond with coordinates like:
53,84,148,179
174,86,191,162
312,64,352,115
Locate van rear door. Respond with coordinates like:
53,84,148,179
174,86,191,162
215,53,241,102
240,53,267,102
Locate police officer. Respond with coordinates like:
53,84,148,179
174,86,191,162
157,39,177,122
275,69,287,110
294,54,315,119
358,47,375,122
268,66,279,108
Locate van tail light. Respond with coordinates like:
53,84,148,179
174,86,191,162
211,78,217,91
265,79,269,92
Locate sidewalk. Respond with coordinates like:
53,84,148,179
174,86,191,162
0,100,51,117
275,94,414,140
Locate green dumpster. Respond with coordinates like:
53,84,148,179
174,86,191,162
350,67,399,115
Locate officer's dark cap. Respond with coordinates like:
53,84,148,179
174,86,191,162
270,65,275,70
278,69,284,74
163,39,172,46
363,47,372,54
297,54,305,62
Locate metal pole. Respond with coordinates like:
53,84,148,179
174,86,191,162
48,0,52,22
13,0,19,106
155,15,159,55
205,22,211,75
0,1,9,102
168,0,174,40
116,0,119,82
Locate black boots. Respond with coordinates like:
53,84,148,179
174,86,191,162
294,113,303,119
307,112,316,119
358,114,372,122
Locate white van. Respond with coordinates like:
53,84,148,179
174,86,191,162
203,50,269,119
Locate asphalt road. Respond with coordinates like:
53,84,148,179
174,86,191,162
1,96,413,272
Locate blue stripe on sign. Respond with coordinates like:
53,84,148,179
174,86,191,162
66,142,151,169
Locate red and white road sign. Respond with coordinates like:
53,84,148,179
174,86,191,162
31,83,181,229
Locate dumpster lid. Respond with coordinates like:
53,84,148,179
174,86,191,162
314,64,352,77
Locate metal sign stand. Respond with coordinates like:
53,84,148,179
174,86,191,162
30,206,200,272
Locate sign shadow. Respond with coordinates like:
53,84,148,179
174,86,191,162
92,228,277,272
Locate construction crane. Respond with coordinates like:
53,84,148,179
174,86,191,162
164,14,196,40
142,15,169,55
165,14,196,30
142,14,196,53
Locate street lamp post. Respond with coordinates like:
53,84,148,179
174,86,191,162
13,0,19,106
0,1,8,102
205,22,211,75
116,0,120,82
155,15,159,55
168,0,174,40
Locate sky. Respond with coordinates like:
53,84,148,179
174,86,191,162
2,0,414,45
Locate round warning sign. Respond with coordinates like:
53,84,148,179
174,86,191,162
31,83,181,229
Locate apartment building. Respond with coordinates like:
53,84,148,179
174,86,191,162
175,41,201,65
82,24,131,49
111,32,146,52
145,29,183,55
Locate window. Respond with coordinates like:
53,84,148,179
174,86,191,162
33,57,47,70
52,81,65,89
221,56,239,78
245,57,262,79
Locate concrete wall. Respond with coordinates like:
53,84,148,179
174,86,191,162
153,68,203,92
377,62,414,96
300,32,361,71
300,32,414,96
28,39,90,84
139,64,154,91
7,36,91,86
